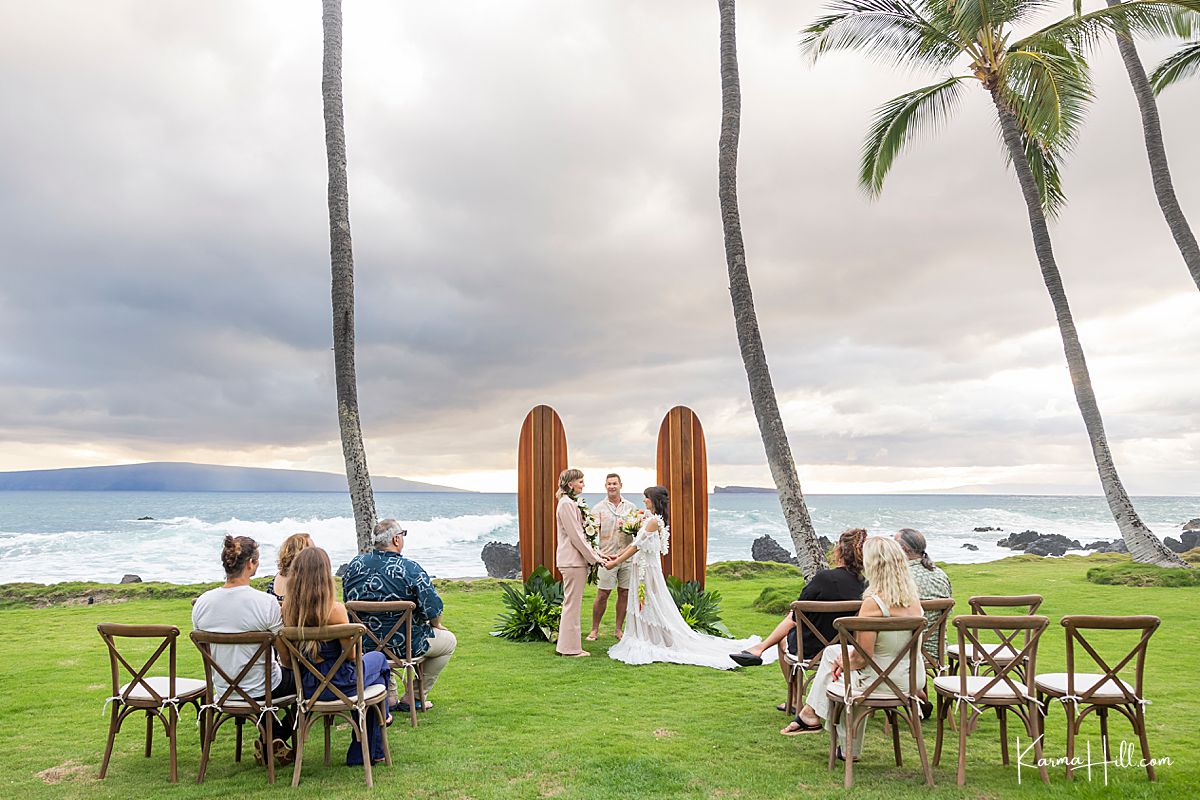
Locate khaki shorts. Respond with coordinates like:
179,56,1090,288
597,560,633,591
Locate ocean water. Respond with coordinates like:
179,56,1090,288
0,491,1195,585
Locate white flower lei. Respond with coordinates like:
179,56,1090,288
645,514,670,556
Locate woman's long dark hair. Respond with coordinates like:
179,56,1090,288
643,486,670,527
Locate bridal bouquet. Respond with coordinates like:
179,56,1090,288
573,495,602,584
619,509,647,537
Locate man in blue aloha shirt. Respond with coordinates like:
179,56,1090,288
342,518,457,711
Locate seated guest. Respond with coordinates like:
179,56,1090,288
192,535,295,763
729,528,867,671
266,532,313,604
895,527,952,661
283,547,391,767
782,536,925,759
342,518,456,711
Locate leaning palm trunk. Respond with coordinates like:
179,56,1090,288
717,0,827,578
322,0,377,553
990,91,1187,567
1107,0,1200,292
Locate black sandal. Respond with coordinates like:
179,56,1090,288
729,651,763,667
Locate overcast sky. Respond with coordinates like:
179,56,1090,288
1,0,1198,494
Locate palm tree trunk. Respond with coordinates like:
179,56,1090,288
989,91,1187,568
322,0,377,553
717,0,827,579
1106,0,1200,292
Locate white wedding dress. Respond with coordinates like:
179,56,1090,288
608,517,774,670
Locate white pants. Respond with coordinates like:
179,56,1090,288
421,627,456,693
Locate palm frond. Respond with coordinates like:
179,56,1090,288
1000,42,1092,152
1150,39,1200,92
800,0,966,70
859,76,970,196
1015,0,1200,52
1010,128,1068,216
1168,6,1200,36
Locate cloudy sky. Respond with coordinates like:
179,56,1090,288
2,0,1198,494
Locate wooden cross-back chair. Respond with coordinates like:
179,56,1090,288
919,598,955,681
933,614,1050,786
1035,615,1161,781
825,615,932,789
189,630,296,784
776,600,863,715
345,600,426,727
946,595,1042,679
96,623,206,783
277,624,391,788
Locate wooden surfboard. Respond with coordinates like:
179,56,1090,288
517,405,568,581
655,406,709,587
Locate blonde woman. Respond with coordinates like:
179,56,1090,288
267,532,313,604
782,537,923,760
554,468,602,657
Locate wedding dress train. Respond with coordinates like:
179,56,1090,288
607,518,774,670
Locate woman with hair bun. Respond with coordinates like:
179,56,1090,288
192,534,295,763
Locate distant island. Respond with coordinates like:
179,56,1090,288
0,462,470,493
713,485,777,494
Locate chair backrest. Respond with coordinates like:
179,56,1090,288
949,614,1048,699
1061,615,1160,704
832,615,926,701
919,597,955,673
791,600,864,654
189,630,279,712
97,623,181,706
967,595,1043,648
345,600,417,665
277,624,367,712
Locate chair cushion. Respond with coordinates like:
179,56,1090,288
310,683,387,712
119,676,207,702
1034,672,1138,700
946,643,1021,663
221,694,297,710
933,675,1023,699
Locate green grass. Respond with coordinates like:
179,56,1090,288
1,556,1197,799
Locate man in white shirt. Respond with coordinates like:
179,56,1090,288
587,473,637,641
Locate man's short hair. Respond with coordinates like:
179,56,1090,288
372,518,405,548
605,473,621,483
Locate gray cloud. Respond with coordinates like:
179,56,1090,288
1,0,1198,494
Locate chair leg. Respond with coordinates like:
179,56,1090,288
99,705,120,779
359,714,374,789
197,710,214,784
378,703,393,767
167,706,179,784
956,699,969,785
235,717,243,762
291,714,309,788
1099,706,1111,762
998,706,1009,766
1064,703,1077,780
933,694,946,767
323,716,332,766
1134,704,1155,781
1026,700,1049,785
889,709,902,766
827,703,841,771
843,707,856,789
264,713,276,785
406,666,418,728
145,711,154,757
908,702,934,786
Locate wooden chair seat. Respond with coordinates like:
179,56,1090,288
826,681,908,706
309,683,387,713
933,674,1023,700
1034,672,1137,701
220,693,298,709
946,643,1021,663
118,677,207,705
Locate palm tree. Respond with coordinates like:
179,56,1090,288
718,0,828,579
322,0,377,553
801,0,1193,566
1149,27,1200,93
1100,3,1199,291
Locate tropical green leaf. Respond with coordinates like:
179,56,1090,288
800,0,966,70
1014,0,1200,52
1150,39,1200,92
1016,128,1068,215
999,42,1092,152
859,76,970,196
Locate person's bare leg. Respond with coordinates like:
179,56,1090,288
589,588,611,640
743,614,796,657
614,587,629,638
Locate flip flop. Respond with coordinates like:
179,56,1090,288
395,699,433,712
585,632,599,641
729,651,763,667
780,719,823,736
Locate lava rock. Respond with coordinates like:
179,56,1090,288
335,562,349,578
120,574,142,584
752,535,800,567
136,516,154,521
996,530,1042,549
1085,539,1128,554
1182,518,1200,532
1162,535,1198,554
481,541,521,579
818,536,834,554
973,526,1001,533
1023,534,1083,557
961,543,979,551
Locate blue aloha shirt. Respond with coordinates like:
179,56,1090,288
342,551,444,658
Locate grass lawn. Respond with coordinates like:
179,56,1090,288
1,555,1197,799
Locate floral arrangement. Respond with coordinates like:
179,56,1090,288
620,509,647,537
569,492,602,584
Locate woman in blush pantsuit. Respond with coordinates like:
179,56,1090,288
555,469,602,657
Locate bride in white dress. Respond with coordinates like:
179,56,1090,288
606,486,772,670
